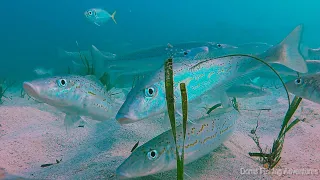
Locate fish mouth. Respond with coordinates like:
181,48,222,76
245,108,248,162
115,113,138,125
23,82,42,100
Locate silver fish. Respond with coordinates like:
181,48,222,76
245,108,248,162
116,24,307,124
57,47,116,62
84,8,117,26
33,67,53,76
91,45,210,88
116,106,239,179
23,75,122,129
285,74,320,104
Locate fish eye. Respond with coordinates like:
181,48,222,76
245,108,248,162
88,11,92,15
147,150,158,160
145,87,156,97
294,78,303,85
217,43,222,48
57,79,67,87
184,51,188,55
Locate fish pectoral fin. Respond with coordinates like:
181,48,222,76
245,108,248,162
250,76,260,84
94,22,101,26
175,110,198,125
220,91,232,108
64,114,81,133
78,117,94,128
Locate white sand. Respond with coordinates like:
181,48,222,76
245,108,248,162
0,87,320,180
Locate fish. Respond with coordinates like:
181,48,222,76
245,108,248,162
84,8,117,26
300,44,320,60
225,84,270,98
91,45,210,89
33,67,53,76
116,106,239,179
23,75,123,130
115,24,307,124
57,47,116,62
285,74,320,104
307,47,320,60
251,59,320,82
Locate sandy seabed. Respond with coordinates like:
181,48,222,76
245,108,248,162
0,87,319,180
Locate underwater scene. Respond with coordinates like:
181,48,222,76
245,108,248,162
1,0,320,179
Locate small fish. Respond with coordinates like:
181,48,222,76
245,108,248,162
226,84,270,98
84,8,117,26
34,68,53,76
116,107,239,179
285,74,320,104
23,75,123,131
300,44,320,60
307,47,320,60
57,47,116,62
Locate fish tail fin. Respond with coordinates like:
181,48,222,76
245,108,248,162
111,11,117,24
262,24,307,73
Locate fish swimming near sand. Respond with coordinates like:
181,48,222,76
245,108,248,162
84,8,117,26
23,75,124,130
116,106,239,179
285,74,320,105
116,24,307,124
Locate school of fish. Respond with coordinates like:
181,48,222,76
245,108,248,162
22,22,320,179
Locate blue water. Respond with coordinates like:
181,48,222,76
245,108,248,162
1,0,319,79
